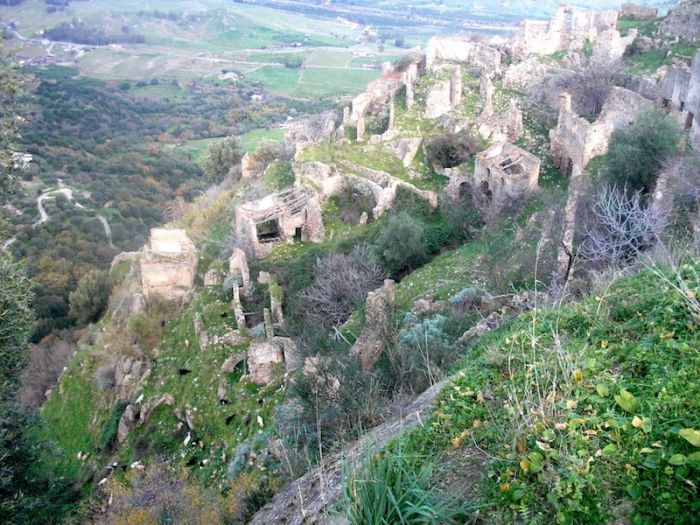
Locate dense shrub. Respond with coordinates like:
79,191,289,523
68,269,112,325
333,180,377,224
440,194,484,241
602,108,682,194
426,131,481,169
301,243,384,329
373,212,428,276
18,339,74,409
204,137,243,183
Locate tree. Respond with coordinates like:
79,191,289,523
203,136,243,183
602,108,682,194
0,255,33,399
426,131,481,169
0,36,22,201
68,269,112,325
373,212,428,275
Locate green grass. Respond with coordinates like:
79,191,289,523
169,128,285,167
245,66,379,99
625,43,700,74
394,263,700,524
617,17,659,38
121,288,286,483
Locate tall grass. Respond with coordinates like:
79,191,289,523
343,449,457,525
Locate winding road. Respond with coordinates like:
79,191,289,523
2,182,113,252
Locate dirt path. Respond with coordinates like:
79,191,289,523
249,377,451,525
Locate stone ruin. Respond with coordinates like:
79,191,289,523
234,186,325,259
658,50,700,151
140,228,197,302
294,159,438,222
472,142,541,208
425,36,501,74
511,4,618,59
344,70,405,141
351,279,395,371
477,75,523,143
550,87,653,176
424,65,463,119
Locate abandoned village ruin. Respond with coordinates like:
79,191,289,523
101,2,700,460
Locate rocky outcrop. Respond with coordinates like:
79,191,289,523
389,137,422,167
619,3,658,20
658,1,700,43
246,337,298,386
351,279,395,371
117,394,175,444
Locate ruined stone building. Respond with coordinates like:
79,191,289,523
658,49,700,150
472,142,540,206
234,186,324,259
511,5,618,59
550,87,652,176
140,228,197,302
425,36,501,74
424,65,463,119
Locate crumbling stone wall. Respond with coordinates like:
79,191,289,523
550,87,652,175
351,279,395,371
472,142,540,208
425,36,501,74
511,5,618,59
658,50,700,151
424,66,463,119
234,187,325,259
140,228,197,302
658,1,700,42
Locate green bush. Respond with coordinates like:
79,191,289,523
68,269,112,325
99,400,128,451
602,108,682,194
426,131,481,169
203,137,243,183
373,212,428,276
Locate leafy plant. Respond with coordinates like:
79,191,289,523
344,450,458,525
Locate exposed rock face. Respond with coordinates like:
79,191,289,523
503,57,552,91
247,338,295,386
114,356,146,397
351,279,395,371
117,404,135,444
658,1,700,42
426,36,501,74
241,152,260,179
550,87,652,176
117,394,175,444
389,137,423,167
140,228,197,303
619,3,658,20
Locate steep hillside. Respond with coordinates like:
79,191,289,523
20,2,700,524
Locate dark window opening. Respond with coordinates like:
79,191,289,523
685,112,694,131
662,98,670,109
458,181,472,199
256,219,280,243
294,227,302,242
680,101,686,112
480,180,492,200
